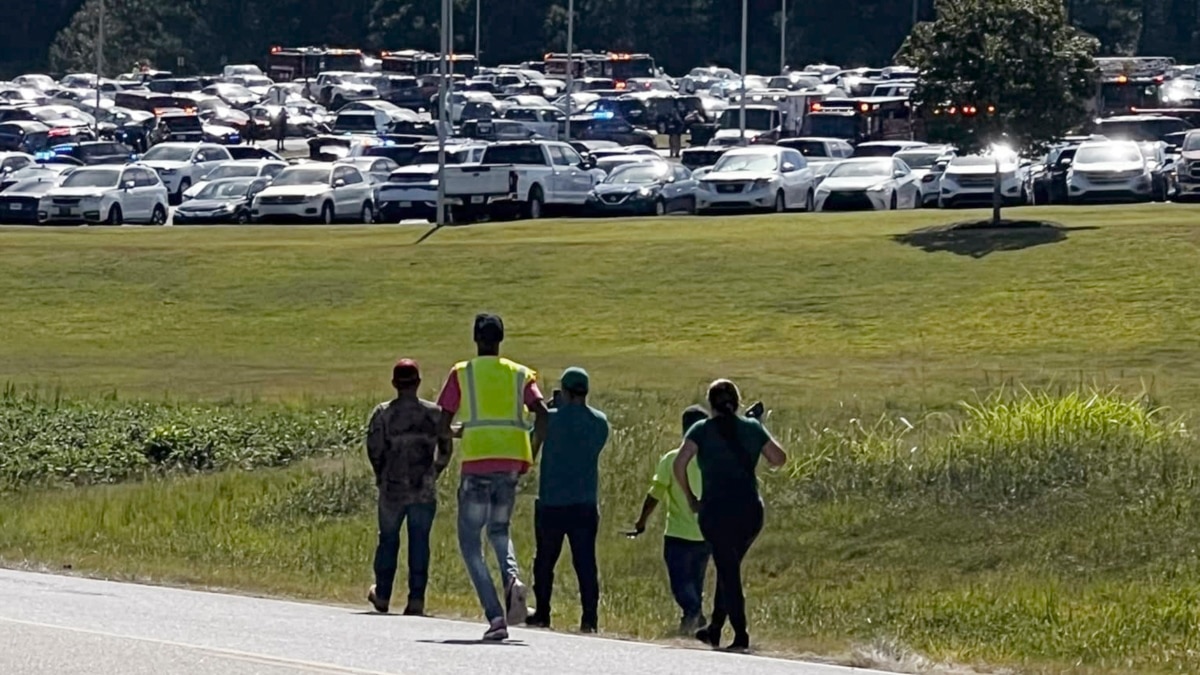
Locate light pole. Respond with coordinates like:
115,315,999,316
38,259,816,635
780,0,786,75
739,0,747,141
94,0,105,136
912,0,919,26
565,0,574,141
436,0,449,227
475,0,481,60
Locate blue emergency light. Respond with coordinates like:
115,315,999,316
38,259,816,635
593,111,615,120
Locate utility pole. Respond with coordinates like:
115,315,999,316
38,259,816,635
780,0,786,75
739,0,747,141
95,0,105,135
436,0,449,227
475,0,481,60
912,0,919,26
565,0,574,141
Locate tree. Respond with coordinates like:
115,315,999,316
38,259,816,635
899,0,1098,223
49,0,200,75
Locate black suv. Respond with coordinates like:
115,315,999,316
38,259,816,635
47,141,134,166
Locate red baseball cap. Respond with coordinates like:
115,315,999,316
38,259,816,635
393,358,421,383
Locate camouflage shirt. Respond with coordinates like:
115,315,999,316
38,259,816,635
366,396,452,506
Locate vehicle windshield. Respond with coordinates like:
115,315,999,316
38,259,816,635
603,163,669,184
61,169,120,188
272,167,330,185
952,156,1014,169
141,145,194,162
718,108,776,130
807,115,860,139
785,141,831,157
1075,144,1142,164
206,165,260,180
413,148,473,164
713,152,778,173
1185,133,1200,151
196,179,254,199
828,160,892,178
895,152,939,169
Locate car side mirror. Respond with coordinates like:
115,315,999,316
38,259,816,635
1060,158,1073,167
894,170,906,178
123,180,135,190
333,179,346,188
781,162,797,173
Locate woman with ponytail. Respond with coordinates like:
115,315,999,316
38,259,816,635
673,379,787,652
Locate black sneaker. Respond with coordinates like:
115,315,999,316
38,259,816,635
525,612,551,628
725,633,750,653
695,625,721,648
402,599,425,617
367,585,389,614
580,621,598,634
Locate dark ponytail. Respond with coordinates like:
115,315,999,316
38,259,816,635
707,379,742,448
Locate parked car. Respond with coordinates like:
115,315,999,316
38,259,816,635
894,146,955,207
695,146,815,213
1175,130,1200,201
174,177,270,224
138,142,234,204
851,140,928,158
226,146,285,161
181,159,287,201
44,141,134,166
1138,141,1178,201
0,177,57,223
776,137,854,165
587,161,697,216
0,151,36,178
251,163,377,224
38,164,169,225
334,156,402,186
1066,141,1153,203
938,155,1026,208
593,153,661,175
813,157,921,211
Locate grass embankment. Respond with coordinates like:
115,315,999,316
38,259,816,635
4,206,1200,672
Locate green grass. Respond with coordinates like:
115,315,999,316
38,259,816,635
5,205,1200,672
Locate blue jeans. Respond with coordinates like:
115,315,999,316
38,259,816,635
457,472,521,622
664,536,710,621
373,500,437,604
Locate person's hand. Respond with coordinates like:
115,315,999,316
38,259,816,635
687,494,701,514
624,523,646,539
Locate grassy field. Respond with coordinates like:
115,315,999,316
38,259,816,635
4,205,1200,673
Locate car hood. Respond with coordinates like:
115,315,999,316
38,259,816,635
946,165,1014,176
178,198,241,211
1182,151,1200,161
257,184,330,198
141,160,190,170
336,84,376,93
819,176,890,191
1072,160,1143,172
44,186,112,198
593,182,659,195
701,170,777,182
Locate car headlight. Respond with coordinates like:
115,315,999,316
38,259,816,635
637,187,655,198
752,178,772,190
222,202,238,213
867,182,889,192
699,182,714,192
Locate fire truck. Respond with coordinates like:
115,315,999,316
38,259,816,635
542,52,656,85
380,50,478,78
805,97,915,143
266,47,365,82
1095,56,1174,117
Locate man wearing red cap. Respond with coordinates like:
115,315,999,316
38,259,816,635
366,358,452,617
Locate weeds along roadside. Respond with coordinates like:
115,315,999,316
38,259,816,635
5,386,1200,670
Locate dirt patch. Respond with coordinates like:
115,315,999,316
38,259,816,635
892,220,1098,258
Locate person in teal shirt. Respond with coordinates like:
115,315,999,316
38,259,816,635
629,405,712,633
527,367,609,633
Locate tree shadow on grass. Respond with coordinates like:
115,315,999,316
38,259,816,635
892,220,1099,258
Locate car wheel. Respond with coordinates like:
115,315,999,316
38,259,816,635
889,192,898,210
805,188,815,213
361,202,375,224
524,186,544,220
654,198,666,216
174,179,191,205
106,205,123,225
150,204,167,225
773,191,786,213
320,202,334,224
235,209,249,225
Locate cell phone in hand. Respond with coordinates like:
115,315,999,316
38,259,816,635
551,389,563,408
745,401,765,419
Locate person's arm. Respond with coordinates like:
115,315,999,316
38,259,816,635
673,440,701,513
629,495,659,537
525,379,548,460
762,435,787,468
435,369,461,441
434,407,454,475
366,407,386,487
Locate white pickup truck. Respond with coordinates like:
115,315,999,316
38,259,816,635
444,141,604,220
375,142,488,223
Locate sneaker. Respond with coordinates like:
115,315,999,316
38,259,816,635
505,578,529,626
483,618,509,641
695,625,721,648
525,611,551,629
725,633,750,653
579,621,598,634
402,599,425,617
679,613,706,634
366,585,389,614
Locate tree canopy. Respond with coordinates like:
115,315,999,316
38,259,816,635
900,0,1100,153
0,0,1196,77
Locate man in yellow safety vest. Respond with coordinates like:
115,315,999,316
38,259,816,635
437,313,549,641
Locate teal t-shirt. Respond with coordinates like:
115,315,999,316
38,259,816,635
684,416,769,504
538,403,610,506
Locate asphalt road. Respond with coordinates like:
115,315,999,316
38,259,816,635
0,569,892,675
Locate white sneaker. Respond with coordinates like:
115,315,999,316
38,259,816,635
505,577,529,626
483,618,509,641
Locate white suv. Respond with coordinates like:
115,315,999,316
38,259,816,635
39,165,169,225
1066,141,1153,203
938,155,1025,208
251,163,376,224
138,143,234,204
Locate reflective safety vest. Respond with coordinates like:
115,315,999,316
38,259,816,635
454,356,535,464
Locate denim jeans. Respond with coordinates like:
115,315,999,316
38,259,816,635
457,472,521,622
533,501,599,624
373,500,437,604
663,536,710,621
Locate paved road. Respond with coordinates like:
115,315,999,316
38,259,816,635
0,569,890,675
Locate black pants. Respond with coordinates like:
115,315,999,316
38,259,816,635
533,501,600,624
699,498,764,639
